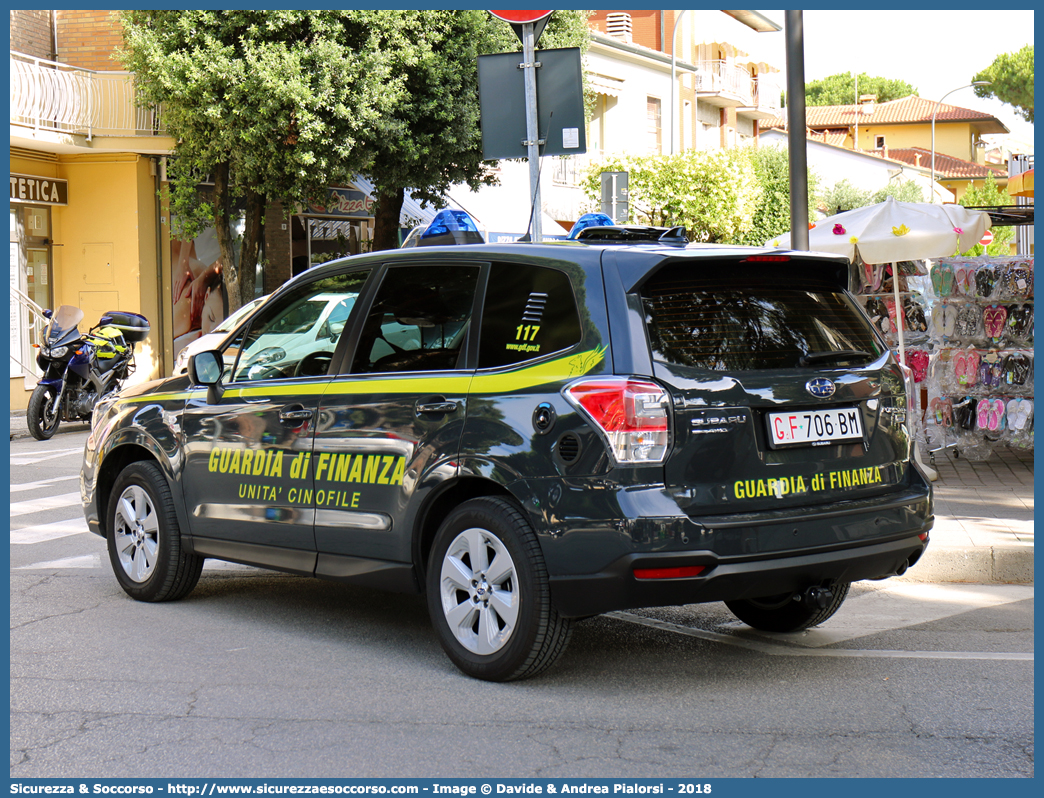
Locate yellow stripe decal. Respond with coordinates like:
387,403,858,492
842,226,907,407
119,346,606,404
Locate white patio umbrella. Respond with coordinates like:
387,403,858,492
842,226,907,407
767,197,991,263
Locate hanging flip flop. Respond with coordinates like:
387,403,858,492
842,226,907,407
1006,264,1033,299
940,397,953,427
953,350,969,386
964,349,980,386
988,398,1006,432
907,350,929,383
954,266,973,297
953,396,976,431
983,304,1007,339
1006,399,1021,431
1003,351,1032,387
976,397,991,429
975,265,997,299
955,303,981,339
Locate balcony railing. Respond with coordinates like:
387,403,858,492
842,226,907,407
10,51,164,140
749,74,785,114
694,60,753,104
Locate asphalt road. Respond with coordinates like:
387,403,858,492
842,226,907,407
9,427,1035,779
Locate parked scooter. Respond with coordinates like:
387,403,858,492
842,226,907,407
27,306,150,440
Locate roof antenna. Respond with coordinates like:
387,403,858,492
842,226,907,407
523,110,553,242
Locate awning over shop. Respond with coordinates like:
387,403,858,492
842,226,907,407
589,73,625,98
349,175,439,227
1007,168,1034,198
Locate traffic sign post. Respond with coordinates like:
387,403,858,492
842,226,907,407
489,11,553,242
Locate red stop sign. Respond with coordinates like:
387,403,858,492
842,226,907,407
489,10,553,23
980,229,994,246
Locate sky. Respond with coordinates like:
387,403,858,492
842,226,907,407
755,9,1034,145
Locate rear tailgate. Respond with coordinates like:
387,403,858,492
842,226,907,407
634,254,913,517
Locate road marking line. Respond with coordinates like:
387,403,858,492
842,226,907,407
10,491,83,517
10,474,80,494
10,518,89,544
607,612,1033,661
9,446,84,466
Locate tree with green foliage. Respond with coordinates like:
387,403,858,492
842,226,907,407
819,179,872,215
959,173,1014,256
120,10,406,310
734,145,818,246
871,180,924,205
805,73,917,106
819,178,924,216
365,10,591,251
581,149,761,243
973,45,1033,123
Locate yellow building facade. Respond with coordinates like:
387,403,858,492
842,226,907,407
10,10,176,411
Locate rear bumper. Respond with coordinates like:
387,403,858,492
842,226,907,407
550,528,929,618
545,474,933,618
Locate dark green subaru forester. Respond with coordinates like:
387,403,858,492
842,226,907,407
81,234,933,681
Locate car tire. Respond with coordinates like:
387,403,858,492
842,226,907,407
725,582,851,633
107,461,204,602
27,383,61,440
427,497,573,682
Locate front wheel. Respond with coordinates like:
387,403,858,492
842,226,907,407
27,383,61,440
426,497,573,682
725,582,851,633
107,461,204,602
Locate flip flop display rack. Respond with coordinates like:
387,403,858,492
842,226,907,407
921,255,1034,461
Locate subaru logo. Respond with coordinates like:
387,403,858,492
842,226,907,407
806,378,836,398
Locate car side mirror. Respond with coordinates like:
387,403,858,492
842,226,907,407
189,350,225,403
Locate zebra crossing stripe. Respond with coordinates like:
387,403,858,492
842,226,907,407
11,517,89,544
10,491,83,517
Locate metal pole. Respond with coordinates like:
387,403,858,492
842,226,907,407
669,10,689,154
522,22,542,243
931,81,990,203
784,11,809,249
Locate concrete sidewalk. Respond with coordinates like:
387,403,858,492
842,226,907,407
9,411,1034,584
907,444,1034,585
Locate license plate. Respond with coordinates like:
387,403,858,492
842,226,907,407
767,407,863,448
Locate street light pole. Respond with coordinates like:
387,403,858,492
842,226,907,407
930,81,991,203
669,10,690,154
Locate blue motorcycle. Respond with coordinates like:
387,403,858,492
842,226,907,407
28,305,150,440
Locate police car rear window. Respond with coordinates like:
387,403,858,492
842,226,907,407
640,263,884,371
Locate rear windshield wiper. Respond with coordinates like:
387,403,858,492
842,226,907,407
799,350,872,366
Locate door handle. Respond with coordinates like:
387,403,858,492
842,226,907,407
416,401,458,414
279,406,314,423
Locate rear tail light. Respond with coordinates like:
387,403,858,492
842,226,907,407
634,565,704,580
564,377,670,464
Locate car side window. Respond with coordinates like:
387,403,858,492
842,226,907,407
227,271,369,382
351,264,480,374
479,263,582,368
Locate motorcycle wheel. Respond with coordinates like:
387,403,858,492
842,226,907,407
27,383,61,440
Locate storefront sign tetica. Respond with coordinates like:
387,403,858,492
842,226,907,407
10,173,68,206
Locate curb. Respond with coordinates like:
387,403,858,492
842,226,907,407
895,545,1034,585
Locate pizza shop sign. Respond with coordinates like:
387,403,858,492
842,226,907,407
10,173,68,206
